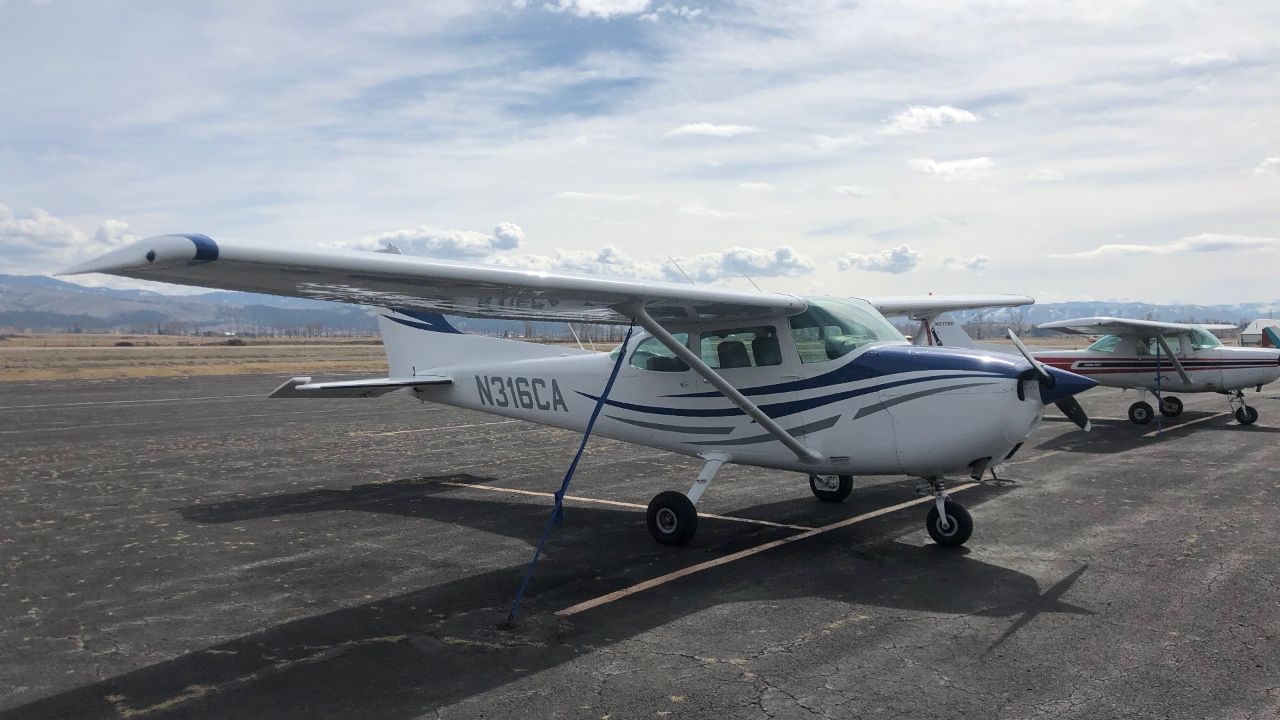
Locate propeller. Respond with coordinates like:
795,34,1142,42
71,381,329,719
1007,329,1092,432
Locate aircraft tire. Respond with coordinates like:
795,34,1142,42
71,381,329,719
1235,406,1259,426
647,491,698,546
926,500,972,547
1159,396,1184,417
809,474,853,503
1128,401,1154,425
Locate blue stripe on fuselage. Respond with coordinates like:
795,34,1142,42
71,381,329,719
665,344,1026,398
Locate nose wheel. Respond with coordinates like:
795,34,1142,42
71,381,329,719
923,478,972,547
1228,390,1259,426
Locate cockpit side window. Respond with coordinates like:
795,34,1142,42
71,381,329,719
698,326,781,369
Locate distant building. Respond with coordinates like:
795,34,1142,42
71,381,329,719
1241,318,1280,347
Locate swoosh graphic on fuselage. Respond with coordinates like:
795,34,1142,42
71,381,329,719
581,372,1007,419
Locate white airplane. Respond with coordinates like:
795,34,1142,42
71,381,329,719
62,234,1098,548
1034,317,1280,426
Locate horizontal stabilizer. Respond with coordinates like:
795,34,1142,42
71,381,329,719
269,375,452,399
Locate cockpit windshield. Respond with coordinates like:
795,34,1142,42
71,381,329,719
1086,335,1123,353
1188,328,1222,350
790,297,905,363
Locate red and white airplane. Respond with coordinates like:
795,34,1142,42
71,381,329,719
1033,317,1280,426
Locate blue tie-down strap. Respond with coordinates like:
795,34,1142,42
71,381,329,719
505,322,636,625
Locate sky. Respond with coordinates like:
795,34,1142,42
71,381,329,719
1,0,1278,304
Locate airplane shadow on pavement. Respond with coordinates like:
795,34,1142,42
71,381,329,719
2,476,1090,720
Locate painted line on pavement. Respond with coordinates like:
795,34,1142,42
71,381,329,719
555,482,978,617
1141,412,1228,438
437,480,815,532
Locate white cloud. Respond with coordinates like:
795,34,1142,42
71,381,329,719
738,181,774,192
553,191,642,201
1028,168,1065,182
880,105,979,135
907,156,994,181
942,254,990,271
493,245,664,279
675,246,814,282
811,134,866,152
1051,233,1280,259
640,3,702,21
838,245,921,274
665,123,760,138
679,203,743,219
0,203,138,274
490,244,811,283
338,223,525,259
542,0,651,19
1171,51,1236,67
832,185,871,197
1253,157,1280,175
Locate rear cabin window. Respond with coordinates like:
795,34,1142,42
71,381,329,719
698,326,782,369
628,333,690,372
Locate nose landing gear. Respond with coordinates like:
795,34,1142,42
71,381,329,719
923,478,973,547
1228,390,1259,425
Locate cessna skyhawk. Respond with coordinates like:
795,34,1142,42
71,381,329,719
1035,317,1280,426
63,234,1097,548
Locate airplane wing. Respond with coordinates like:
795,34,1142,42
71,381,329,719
865,294,1034,319
59,234,805,324
1037,317,1239,335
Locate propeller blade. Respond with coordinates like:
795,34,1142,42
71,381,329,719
1006,329,1053,385
1055,395,1092,432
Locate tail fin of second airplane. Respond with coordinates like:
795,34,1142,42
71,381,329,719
1263,326,1280,348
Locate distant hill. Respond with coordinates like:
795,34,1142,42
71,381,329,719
0,274,1273,336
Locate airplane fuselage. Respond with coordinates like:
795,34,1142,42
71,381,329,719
1035,345,1280,393
411,339,1057,478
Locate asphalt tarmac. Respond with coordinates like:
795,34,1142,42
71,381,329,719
1,375,1277,719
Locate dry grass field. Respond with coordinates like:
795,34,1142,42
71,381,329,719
0,333,616,382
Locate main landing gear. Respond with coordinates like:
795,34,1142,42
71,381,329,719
809,474,853,503
1228,390,1259,426
646,454,725,546
1128,392,1184,425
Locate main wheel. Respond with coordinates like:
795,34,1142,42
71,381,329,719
926,500,973,547
1128,401,1154,425
1159,396,1183,417
809,474,853,503
1235,406,1259,426
646,490,698,546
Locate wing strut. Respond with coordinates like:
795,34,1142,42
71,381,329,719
620,302,824,466
1153,334,1191,384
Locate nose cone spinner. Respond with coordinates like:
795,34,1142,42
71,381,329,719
1038,365,1098,405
